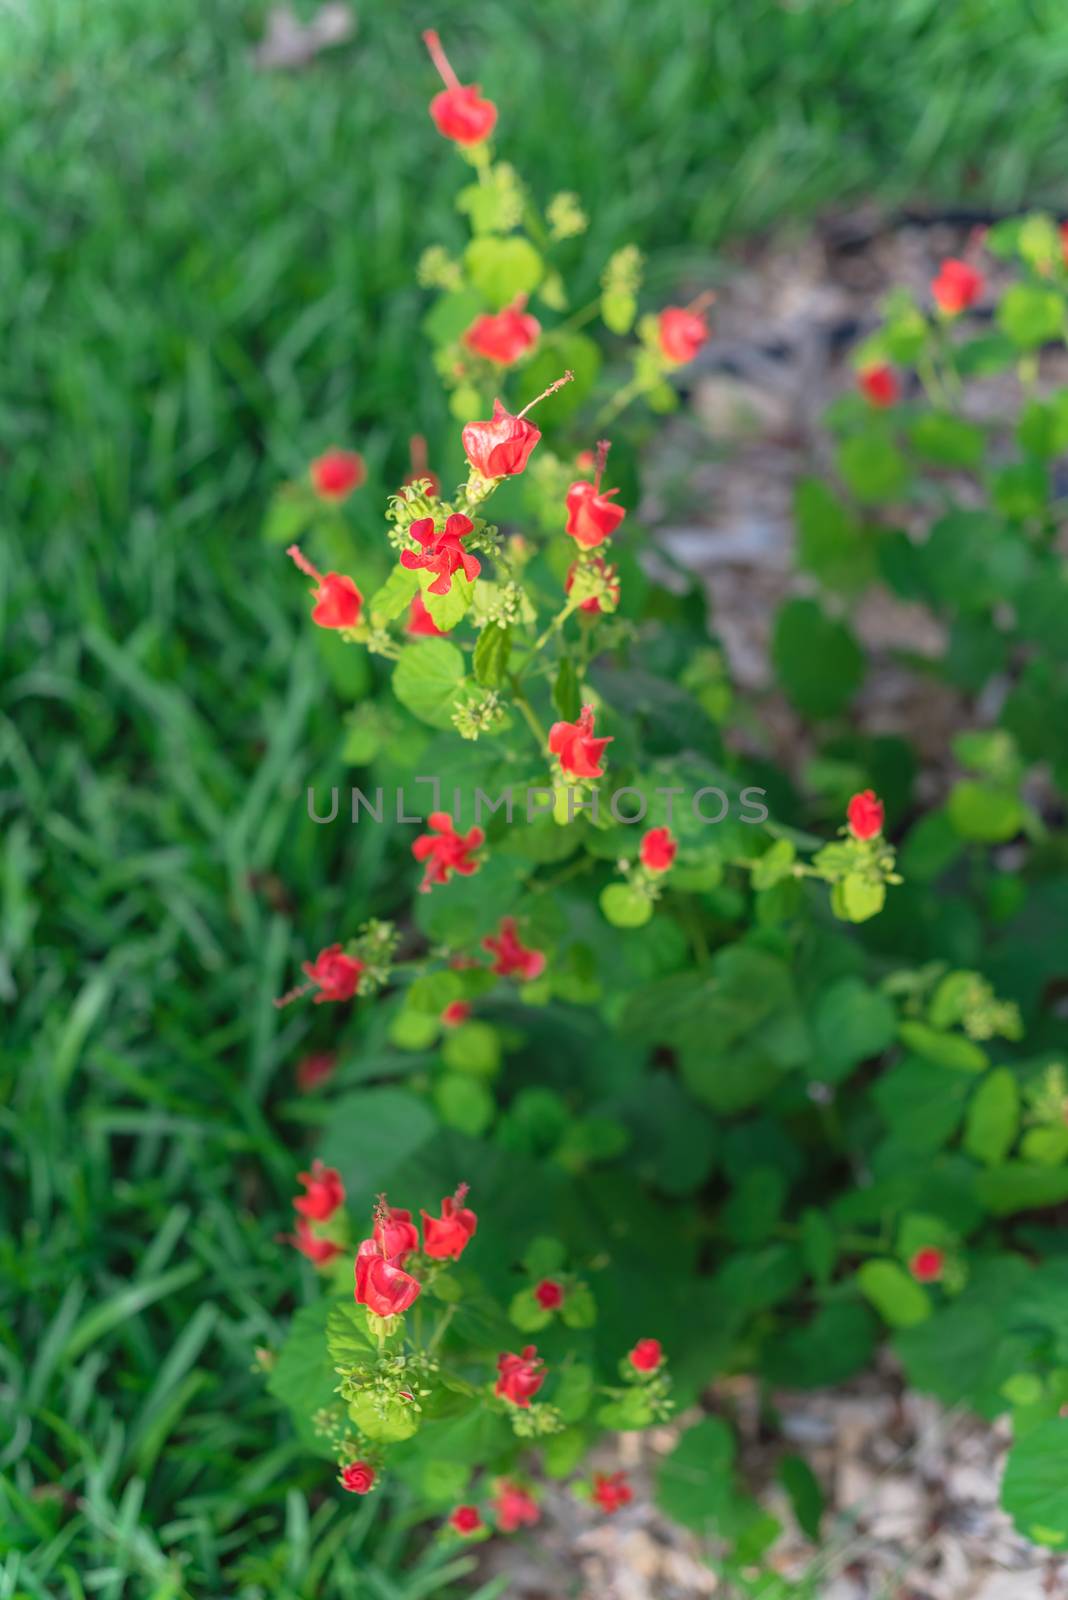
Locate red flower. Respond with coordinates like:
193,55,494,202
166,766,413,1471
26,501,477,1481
493,1481,540,1533
658,298,712,365
640,827,677,874
548,704,612,781
294,1159,345,1222
288,1218,344,1266
296,1051,336,1092
373,1205,420,1264
422,1185,478,1260
462,398,542,480
287,546,363,629
354,1238,422,1318
423,31,497,146
858,364,900,408
534,1279,563,1311
482,917,546,981
565,556,620,614
629,1338,663,1373
495,1345,546,1408
449,1505,484,1536
565,480,626,549
931,259,984,316
310,448,366,502
846,789,884,842
592,1471,633,1514
441,999,472,1028
464,298,540,365
302,944,364,1004
400,513,481,597
340,1460,376,1494
909,1246,945,1283
407,593,445,636
412,812,485,893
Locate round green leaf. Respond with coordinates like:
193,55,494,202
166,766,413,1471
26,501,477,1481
393,639,467,729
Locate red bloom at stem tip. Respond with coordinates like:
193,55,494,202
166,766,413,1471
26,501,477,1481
286,546,362,629
294,1159,345,1222
288,1218,344,1266
534,1279,563,1311
592,1471,633,1514
373,1204,420,1264
302,944,364,1004
407,593,445,636
565,436,625,549
354,1237,422,1318
412,812,484,893
423,30,497,146
449,1505,484,1535
846,789,885,842
858,364,900,408
640,827,677,874
464,298,541,365
340,1460,375,1494
931,258,984,316
495,1345,546,1407
548,703,612,781
658,295,713,365
909,1246,945,1283
421,1184,478,1260
310,448,366,502
493,1481,540,1533
629,1337,663,1373
482,916,546,981
296,1051,336,1092
462,374,573,480
566,556,620,614
441,999,472,1027
400,513,481,596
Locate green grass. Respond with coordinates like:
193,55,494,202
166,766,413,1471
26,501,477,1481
4,0,1068,1591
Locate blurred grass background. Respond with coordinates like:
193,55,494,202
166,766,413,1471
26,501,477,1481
4,0,1068,1592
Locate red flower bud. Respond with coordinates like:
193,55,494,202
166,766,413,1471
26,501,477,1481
565,555,620,614
407,593,446,637
354,1238,421,1318
400,512,481,597
481,916,546,981
441,999,472,1028
296,1051,336,1092
287,546,363,629
858,364,900,408
294,1159,345,1222
423,31,497,147
449,1505,484,1535
534,1279,563,1311
629,1337,663,1373
495,1345,546,1408
493,1481,540,1533
462,398,541,480
421,1186,478,1260
639,827,677,874
846,789,884,842
658,302,711,365
464,298,540,365
931,259,984,316
548,703,612,781
373,1205,420,1264
340,1460,375,1494
302,944,364,1004
592,1470,633,1514
412,812,485,893
287,1218,344,1266
565,480,626,548
310,448,365,502
909,1246,945,1283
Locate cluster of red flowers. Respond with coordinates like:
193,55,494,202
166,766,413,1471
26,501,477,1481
286,1160,346,1267
412,811,485,893
353,1186,478,1318
495,1344,547,1406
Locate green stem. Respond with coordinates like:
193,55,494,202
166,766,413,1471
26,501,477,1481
510,681,548,749
426,1303,457,1356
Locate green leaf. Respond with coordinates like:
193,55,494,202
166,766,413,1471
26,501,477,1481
831,874,886,924
600,883,653,928
441,1021,501,1078
772,598,864,719
975,1164,1068,1216
473,623,511,688
997,284,1065,350
522,1236,567,1277
559,1284,596,1329
836,433,910,503
897,1022,988,1072
325,1302,375,1366
872,1057,972,1151
423,288,484,346
263,484,315,545
963,1069,1019,1166
778,1454,824,1541
554,1363,594,1423
812,977,896,1081
750,838,796,891
602,288,637,334
552,657,582,721
855,1260,932,1328
947,780,1023,843
393,639,467,729
1002,1419,1068,1545
508,1286,553,1333
464,236,543,308
655,1417,736,1532
432,1073,495,1136
763,1303,876,1388
513,332,601,423
799,1208,837,1286
267,1301,343,1458
420,567,475,632
368,563,420,620
794,478,873,593
908,412,985,468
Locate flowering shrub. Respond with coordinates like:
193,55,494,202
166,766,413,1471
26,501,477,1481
264,32,1068,1568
